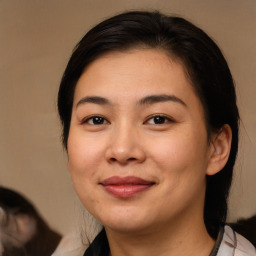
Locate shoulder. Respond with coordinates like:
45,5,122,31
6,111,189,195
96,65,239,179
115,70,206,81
217,225,256,256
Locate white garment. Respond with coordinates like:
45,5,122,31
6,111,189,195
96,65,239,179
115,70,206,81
217,226,255,256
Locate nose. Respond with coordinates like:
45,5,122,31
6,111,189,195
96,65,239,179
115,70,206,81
105,125,146,165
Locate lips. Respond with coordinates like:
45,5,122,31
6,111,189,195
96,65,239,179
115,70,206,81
100,176,155,198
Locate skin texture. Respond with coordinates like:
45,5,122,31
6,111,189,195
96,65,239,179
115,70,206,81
67,49,232,256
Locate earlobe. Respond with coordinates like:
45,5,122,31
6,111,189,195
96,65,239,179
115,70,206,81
206,124,232,176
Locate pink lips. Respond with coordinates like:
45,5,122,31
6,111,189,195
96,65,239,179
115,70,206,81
100,176,155,198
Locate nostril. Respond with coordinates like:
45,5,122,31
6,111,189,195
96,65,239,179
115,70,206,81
109,157,137,164
128,157,137,161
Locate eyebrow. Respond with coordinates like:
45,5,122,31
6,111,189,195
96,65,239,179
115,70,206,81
76,96,111,108
138,94,186,107
76,94,186,108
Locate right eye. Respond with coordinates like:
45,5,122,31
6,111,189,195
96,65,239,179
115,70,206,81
82,115,109,125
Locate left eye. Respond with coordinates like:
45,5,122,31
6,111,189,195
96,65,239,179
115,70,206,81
83,116,108,125
145,115,172,125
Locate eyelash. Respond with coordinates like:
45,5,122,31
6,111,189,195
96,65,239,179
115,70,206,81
81,114,173,126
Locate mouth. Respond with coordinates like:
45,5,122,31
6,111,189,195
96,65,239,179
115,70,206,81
100,176,155,198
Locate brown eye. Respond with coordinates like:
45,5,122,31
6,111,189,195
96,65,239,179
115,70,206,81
84,116,108,125
152,116,166,124
146,115,172,125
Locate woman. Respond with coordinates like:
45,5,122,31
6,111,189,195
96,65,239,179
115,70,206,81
57,11,256,256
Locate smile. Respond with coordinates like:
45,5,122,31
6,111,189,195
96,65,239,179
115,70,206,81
100,176,155,198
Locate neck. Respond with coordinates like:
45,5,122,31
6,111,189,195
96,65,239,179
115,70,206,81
105,214,214,256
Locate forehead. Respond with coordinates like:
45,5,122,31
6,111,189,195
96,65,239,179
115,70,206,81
74,49,197,103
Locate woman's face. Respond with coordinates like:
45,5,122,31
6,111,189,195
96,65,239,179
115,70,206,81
67,49,214,233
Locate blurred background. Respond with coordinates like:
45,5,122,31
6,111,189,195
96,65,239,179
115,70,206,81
0,0,255,235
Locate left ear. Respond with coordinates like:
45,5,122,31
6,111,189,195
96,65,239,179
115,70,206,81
206,124,232,176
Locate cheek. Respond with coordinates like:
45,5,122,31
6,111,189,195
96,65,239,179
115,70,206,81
67,136,103,208
147,130,209,176
148,133,208,202
148,135,192,164
67,133,106,177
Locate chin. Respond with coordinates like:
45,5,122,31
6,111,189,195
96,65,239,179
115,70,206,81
104,220,150,234
97,209,154,234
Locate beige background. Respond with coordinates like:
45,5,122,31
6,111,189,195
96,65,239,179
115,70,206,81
0,0,255,235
